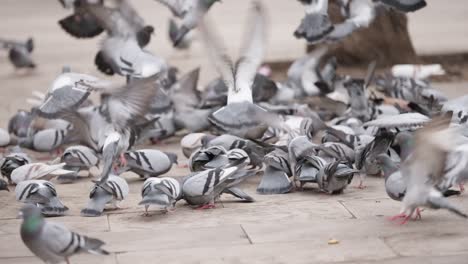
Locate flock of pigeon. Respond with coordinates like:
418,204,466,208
3,0,468,263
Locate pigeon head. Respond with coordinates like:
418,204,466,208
19,205,43,233
137,26,155,47
0,179,9,192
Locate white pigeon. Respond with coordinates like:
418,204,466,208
11,163,75,184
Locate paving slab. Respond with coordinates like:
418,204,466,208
117,238,396,264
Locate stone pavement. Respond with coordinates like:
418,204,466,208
1,1,468,263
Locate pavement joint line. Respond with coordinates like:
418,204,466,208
381,236,403,258
338,200,357,219
240,224,253,245
107,214,111,232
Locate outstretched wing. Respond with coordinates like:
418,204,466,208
234,1,267,97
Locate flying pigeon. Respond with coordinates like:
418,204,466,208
155,0,221,46
294,0,334,43
11,163,75,184
200,1,279,139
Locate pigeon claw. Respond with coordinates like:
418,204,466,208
459,183,465,192
119,153,127,168
196,204,216,210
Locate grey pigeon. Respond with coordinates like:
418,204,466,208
1,149,31,184
257,149,294,195
81,174,129,217
200,2,278,139
155,0,221,46
139,177,182,214
326,0,376,42
20,205,109,264
119,149,177,179
58,0,105,39
376,0,426,12
182,165,255,209
180,132,210,158
59,145,99,182
168,18,191,49
316,160,357,194
37,73,163,183
0,179,9,191
294,0,334,43
15,180,69,216
170,68,214,132
295,155,326,188
375,154,406,201
354,129,395,187
205,134,269,169
8,109,34,138
391,114,468,224
84,0,163,77
189,146,227,172
0,37,36,69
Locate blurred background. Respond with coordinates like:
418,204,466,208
0,0,467,122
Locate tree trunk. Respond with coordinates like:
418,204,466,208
308,0,419,66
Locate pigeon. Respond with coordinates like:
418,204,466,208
375,154,406,201
257,149,294,195
0,37,36,69
390,114,468,224
354,129,395,187
19,127,71,152
282,47,333,97
84,0,163,77
168,18,191,49
326,0,376,42
81,174,129,217
376,0,427,12
20,205,109,264
200,2,278,139
204,134,268,169
170,68,214,132
11,163,75,184
15,180,69,216
36,72,163,183
182,165,255,209
0,149,31,184
118,149,178,179
155,0,221,46
58,0,105,39
316,160,357,194
294,0,334,43
295,155,326,188
189,146,227,172
139,177,182,214
0,179,9,191
8,109,34,138
85,0,154,47
180,132,210,158
59,145,99,182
